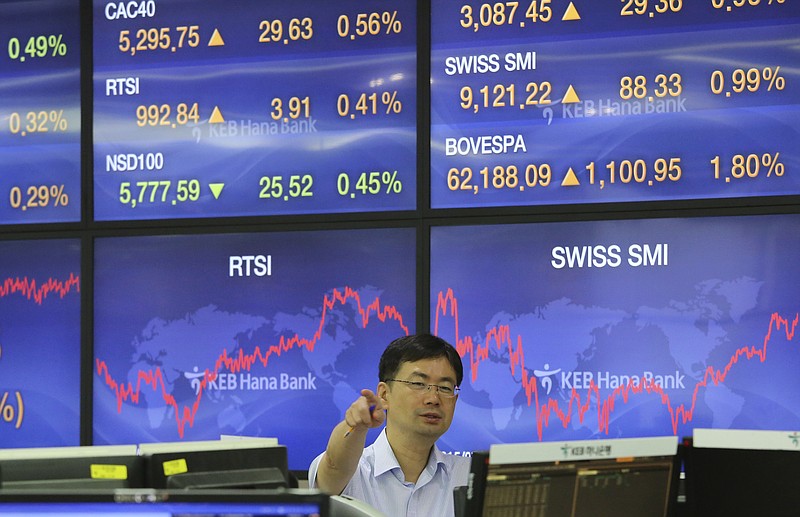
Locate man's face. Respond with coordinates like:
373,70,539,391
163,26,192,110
379,356,459,441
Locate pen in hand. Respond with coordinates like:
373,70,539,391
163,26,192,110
344,405,376,437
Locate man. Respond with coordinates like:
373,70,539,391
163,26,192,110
308,334,470,516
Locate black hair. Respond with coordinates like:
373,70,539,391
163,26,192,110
378,334,463,386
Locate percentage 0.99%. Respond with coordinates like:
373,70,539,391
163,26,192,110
9,184,70,211
0,391,24,430
7,34,67,61
711,66,786,97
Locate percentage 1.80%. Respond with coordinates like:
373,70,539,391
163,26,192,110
711,153,785,182
9,184,69,211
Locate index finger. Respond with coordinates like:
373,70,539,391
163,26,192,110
359,388,382,411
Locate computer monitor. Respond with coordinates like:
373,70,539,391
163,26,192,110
684,429,800,516
139,440,291,489
0,488,329,516
464,436,680,517
93,228,416,473
0,445,144,490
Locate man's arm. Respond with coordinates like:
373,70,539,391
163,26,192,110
315,388,384,495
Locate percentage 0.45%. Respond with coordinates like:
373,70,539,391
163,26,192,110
711,152,786,182
337,171,403,198
8,110,68,136
337,10,402,40
0,391,24,430
9,184,70,211
7,33,67,62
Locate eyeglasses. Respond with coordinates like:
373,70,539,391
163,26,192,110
384,378,460,398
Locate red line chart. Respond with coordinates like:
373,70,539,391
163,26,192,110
434,288,799,440
0,274,80,305
95,286,409,438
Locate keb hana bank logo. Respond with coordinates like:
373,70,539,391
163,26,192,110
535,364,686,394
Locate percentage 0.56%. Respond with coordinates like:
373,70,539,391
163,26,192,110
0,391,24,430
7,34,67,62
9,184,70,212
337,10,402,40
8,110,68,136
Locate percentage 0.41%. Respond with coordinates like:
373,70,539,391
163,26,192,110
337,91,403,119
8,110,68,136
0,391,24,430
7,34,67,62
337,171,403,198
9,184,70,211
711,152,786,182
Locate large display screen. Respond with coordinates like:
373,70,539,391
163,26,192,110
0,239,81,446
93,227,415,469
93,0,416,221
430,214,799,454
431,2,799,208
0,0,81,224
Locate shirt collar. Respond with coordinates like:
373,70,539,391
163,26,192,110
373,428,450,478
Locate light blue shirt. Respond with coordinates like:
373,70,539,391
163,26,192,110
308,429,471,517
